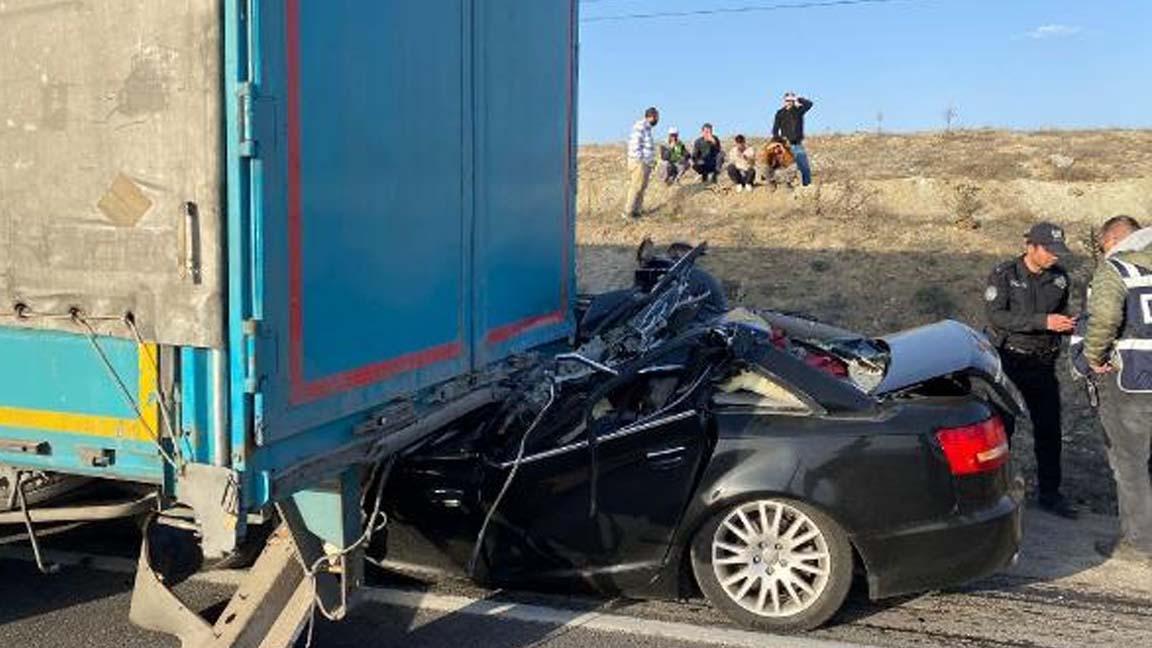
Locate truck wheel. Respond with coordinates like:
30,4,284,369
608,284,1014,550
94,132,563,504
690,497,853,632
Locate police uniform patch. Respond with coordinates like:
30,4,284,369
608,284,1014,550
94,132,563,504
985,285,998,301
1054,275,1068,289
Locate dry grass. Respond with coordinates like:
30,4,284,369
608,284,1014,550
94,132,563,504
577,131,1152,332
574,130,1152,332
575,129,1152,511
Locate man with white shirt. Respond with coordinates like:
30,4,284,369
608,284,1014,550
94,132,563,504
726,135,756,192
623,107,659,219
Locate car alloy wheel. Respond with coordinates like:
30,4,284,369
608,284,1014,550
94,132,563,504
711,500,830,617
691,497,853,631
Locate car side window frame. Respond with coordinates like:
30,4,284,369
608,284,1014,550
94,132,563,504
496,363,713,470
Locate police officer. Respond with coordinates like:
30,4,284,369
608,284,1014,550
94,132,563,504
985,222,1078,518
1080,215,1152,565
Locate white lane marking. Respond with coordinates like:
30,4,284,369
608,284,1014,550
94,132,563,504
361,588,875,648
0,547,874,648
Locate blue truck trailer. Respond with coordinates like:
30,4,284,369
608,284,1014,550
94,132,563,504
0,1,577,644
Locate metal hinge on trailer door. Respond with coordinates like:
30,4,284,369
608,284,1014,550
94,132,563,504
242,318,262,394
237,82,258,158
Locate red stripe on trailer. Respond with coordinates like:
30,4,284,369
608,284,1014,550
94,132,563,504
292,342,464,405
285,0,305,399
486,311,566,345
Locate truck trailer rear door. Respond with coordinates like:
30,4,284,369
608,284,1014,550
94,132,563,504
243,2,577,488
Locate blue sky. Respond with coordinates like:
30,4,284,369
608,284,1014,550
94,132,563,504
577,0,1152,142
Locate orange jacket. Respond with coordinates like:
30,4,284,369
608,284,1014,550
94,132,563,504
757,141,795,169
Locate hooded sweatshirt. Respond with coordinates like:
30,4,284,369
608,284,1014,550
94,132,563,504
1083,227,1152,364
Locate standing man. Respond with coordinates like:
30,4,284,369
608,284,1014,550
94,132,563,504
772,92,814,186
623,107,659,220
985,222,1078,518
692,123,723,184
1080,215,1152,564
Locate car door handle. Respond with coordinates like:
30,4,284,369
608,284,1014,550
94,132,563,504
646,445,687,469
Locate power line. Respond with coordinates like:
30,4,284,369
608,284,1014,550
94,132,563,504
582,0,917,24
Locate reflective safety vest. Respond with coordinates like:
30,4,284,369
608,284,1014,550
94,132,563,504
1108,257,1152,392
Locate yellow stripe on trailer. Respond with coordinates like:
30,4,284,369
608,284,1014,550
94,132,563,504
0,344,159,443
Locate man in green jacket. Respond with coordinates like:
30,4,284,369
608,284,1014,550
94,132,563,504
658,127,691,185
1082,215,1152,565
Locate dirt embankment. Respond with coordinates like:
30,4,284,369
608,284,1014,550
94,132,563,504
575,129,1152,516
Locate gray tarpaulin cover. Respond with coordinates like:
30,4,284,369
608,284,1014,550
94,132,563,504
0,1,223,347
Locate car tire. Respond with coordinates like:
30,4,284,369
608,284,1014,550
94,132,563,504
690,497,853,632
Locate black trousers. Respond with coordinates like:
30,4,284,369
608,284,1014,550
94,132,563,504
1002,352,1062,496
727,165,755,186
693,161,719,182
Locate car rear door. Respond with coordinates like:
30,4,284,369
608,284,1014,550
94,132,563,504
481,364,712,584
587,378,711,575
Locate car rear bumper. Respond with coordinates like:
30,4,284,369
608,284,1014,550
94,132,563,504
855,493,1022,600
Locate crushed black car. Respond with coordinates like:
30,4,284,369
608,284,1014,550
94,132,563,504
379,242,1026,631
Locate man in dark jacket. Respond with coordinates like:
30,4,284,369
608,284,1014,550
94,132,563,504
692,123,723,184
772,92,814,186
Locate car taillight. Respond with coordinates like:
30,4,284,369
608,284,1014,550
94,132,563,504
935,416,1009,476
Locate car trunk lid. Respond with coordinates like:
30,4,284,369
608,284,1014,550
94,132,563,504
872,320,1027,416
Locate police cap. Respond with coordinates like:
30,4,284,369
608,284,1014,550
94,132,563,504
1026,222,1072,256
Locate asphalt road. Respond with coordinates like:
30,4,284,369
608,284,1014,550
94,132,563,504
0,513,1148,648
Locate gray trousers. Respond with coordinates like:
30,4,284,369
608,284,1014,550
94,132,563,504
1098,377,1152,552
659,159,691,183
